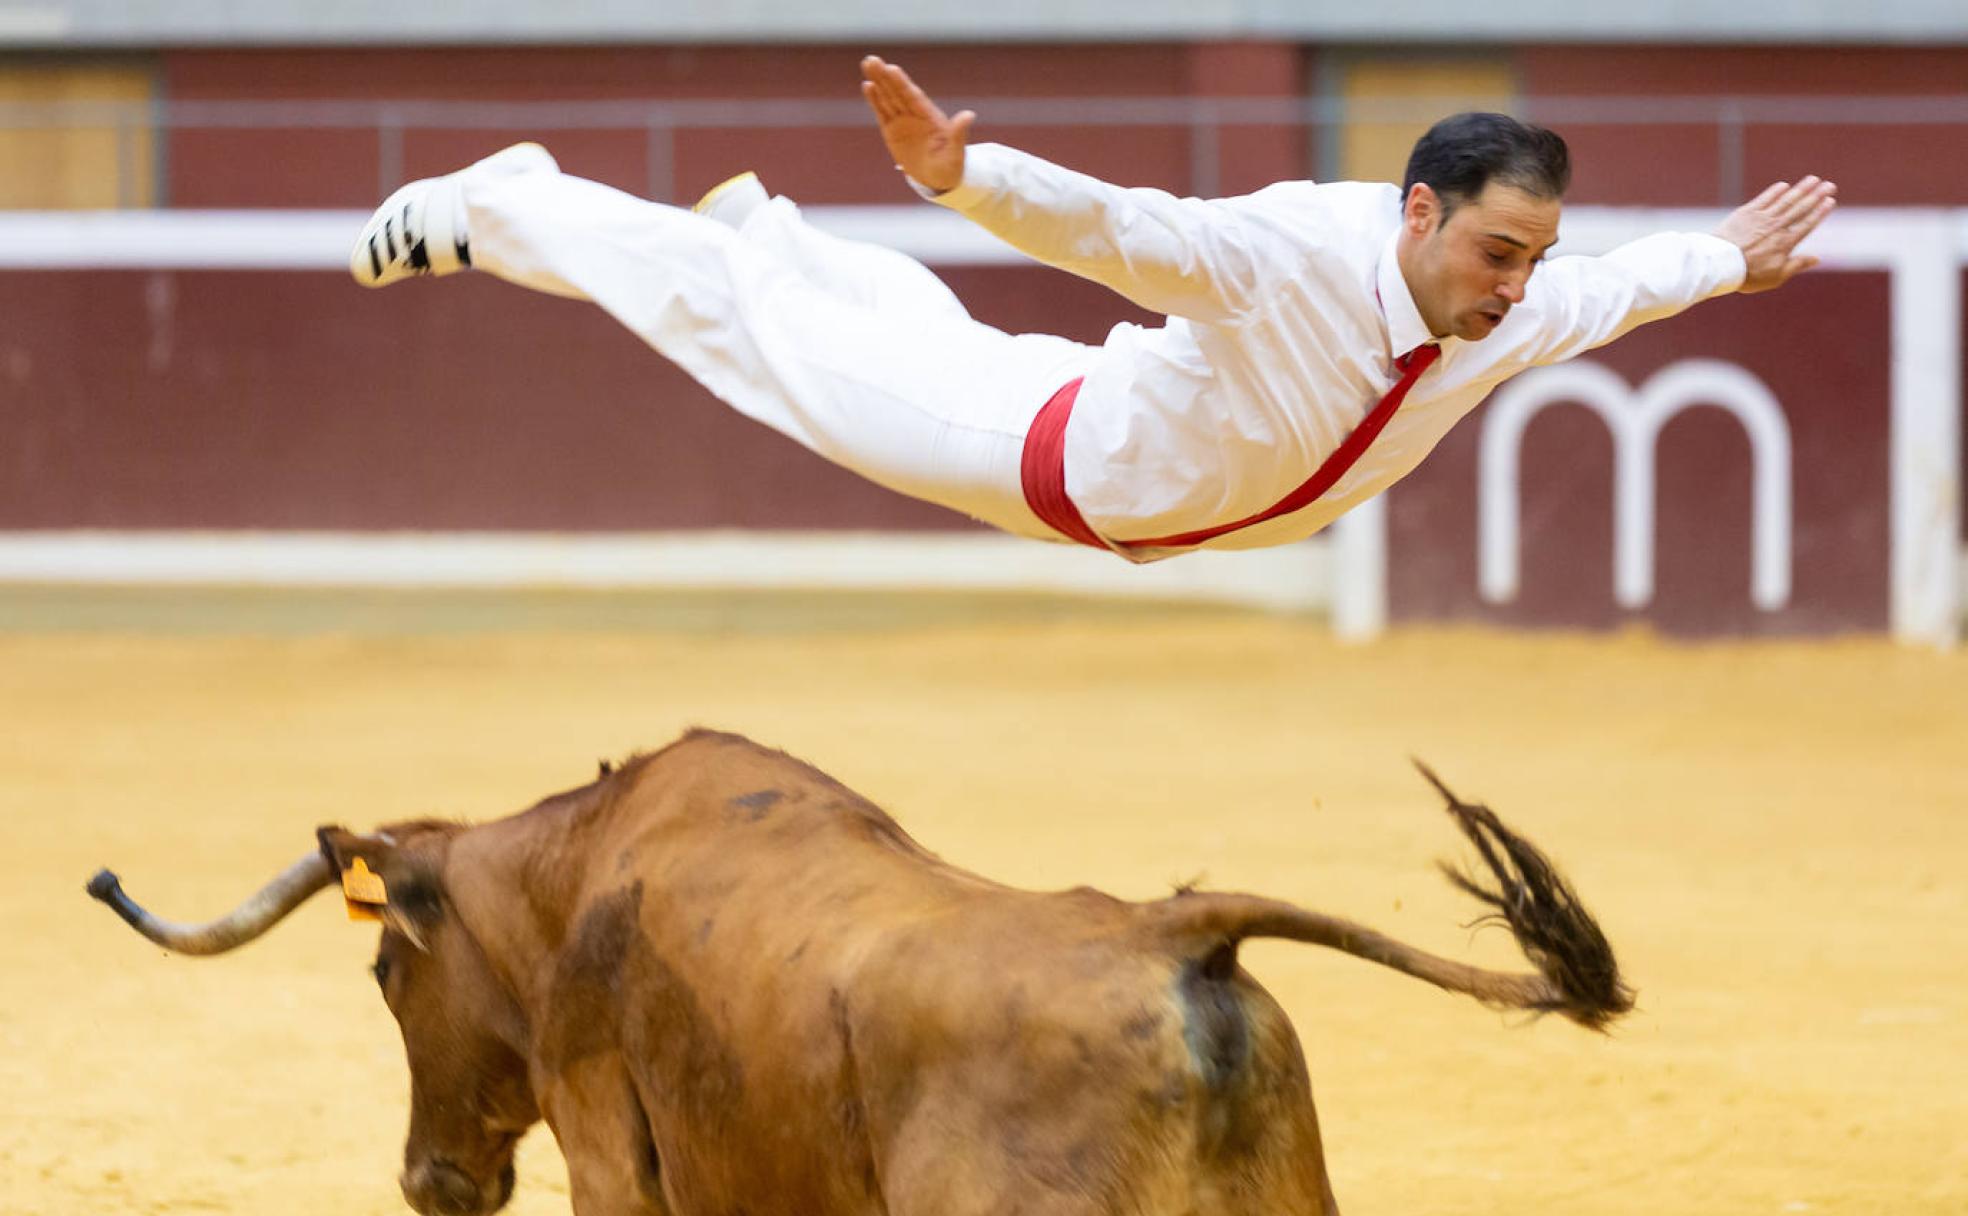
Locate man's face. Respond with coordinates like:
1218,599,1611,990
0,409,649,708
1398,181,1561,342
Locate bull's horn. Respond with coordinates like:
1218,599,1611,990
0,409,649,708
87,851,334,956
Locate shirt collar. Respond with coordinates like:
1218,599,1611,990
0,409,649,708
1375,227,1443,361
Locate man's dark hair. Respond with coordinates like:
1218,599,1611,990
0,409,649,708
1402,112,1570,223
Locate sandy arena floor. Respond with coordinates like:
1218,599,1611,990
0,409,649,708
1,590,1963,1216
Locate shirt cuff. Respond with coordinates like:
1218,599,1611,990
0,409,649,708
909,142,1006,212
1691,231,1749,295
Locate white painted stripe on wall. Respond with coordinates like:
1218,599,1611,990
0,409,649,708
0,206,1949,271
0,211,363,269
1882,216,1963,649
0,531,1329,613
0,207,1024,269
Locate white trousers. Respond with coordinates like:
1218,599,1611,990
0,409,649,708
462,168,1099,539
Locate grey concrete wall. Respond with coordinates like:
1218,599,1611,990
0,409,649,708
2,0,1966,47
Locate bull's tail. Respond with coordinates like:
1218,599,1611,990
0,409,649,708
1151,763,1634,1032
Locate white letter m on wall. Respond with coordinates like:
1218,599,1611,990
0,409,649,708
1477,359,1793,612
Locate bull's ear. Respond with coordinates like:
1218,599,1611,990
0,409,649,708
317,825,393,922
379,863,445,954
315,825,445,950
316,825,388,874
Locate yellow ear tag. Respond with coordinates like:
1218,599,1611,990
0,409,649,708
341,857,388,923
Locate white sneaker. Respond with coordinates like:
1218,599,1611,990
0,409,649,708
693,170,768,231
350,141,559,288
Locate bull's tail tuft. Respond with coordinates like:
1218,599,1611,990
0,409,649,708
1416,760,1634,1031
1148,763,1633,1033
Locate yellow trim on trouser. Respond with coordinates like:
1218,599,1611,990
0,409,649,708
694,170,761,215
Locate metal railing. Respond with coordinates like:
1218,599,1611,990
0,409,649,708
1,93,1966,208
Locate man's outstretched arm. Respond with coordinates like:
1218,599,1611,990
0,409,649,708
1519,174,1838,365
859,54,1274,324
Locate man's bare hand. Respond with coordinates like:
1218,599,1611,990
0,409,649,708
1715,175,1837,294
860,55,974,194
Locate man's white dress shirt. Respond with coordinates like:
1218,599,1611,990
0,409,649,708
932,143,1748,556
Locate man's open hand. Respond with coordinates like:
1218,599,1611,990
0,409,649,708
860,55,974,194
1715,175,1838,294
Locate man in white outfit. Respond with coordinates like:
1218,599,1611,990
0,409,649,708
351,55,1835,561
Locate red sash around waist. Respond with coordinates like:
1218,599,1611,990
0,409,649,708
1020,343,1441,553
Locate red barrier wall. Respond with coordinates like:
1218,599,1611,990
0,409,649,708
1518,47,1968,206
0,266,1149,532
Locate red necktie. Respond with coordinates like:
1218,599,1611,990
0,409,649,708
1021,342,1441,553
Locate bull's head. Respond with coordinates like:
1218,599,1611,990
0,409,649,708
89,823,540,1216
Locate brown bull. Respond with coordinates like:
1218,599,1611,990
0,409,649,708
90,729,1631,1216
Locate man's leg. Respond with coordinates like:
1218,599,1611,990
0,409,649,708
694,171,970,323
738,195,974,324
354,149,1092,540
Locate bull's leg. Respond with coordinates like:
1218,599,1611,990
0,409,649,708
537,1057,673,1216
869,1049,1332,1215
1183,978,1337,1216
862,1052,1192,1216
876,1110,1332,1216
854,967,1338,1216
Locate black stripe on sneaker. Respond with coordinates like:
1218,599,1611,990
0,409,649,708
367,237,382,280
383,217,399,260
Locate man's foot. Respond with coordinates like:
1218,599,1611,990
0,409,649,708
350,142,559,288
693,171,768,231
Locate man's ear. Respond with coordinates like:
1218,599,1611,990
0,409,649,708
1403,182,1442,236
